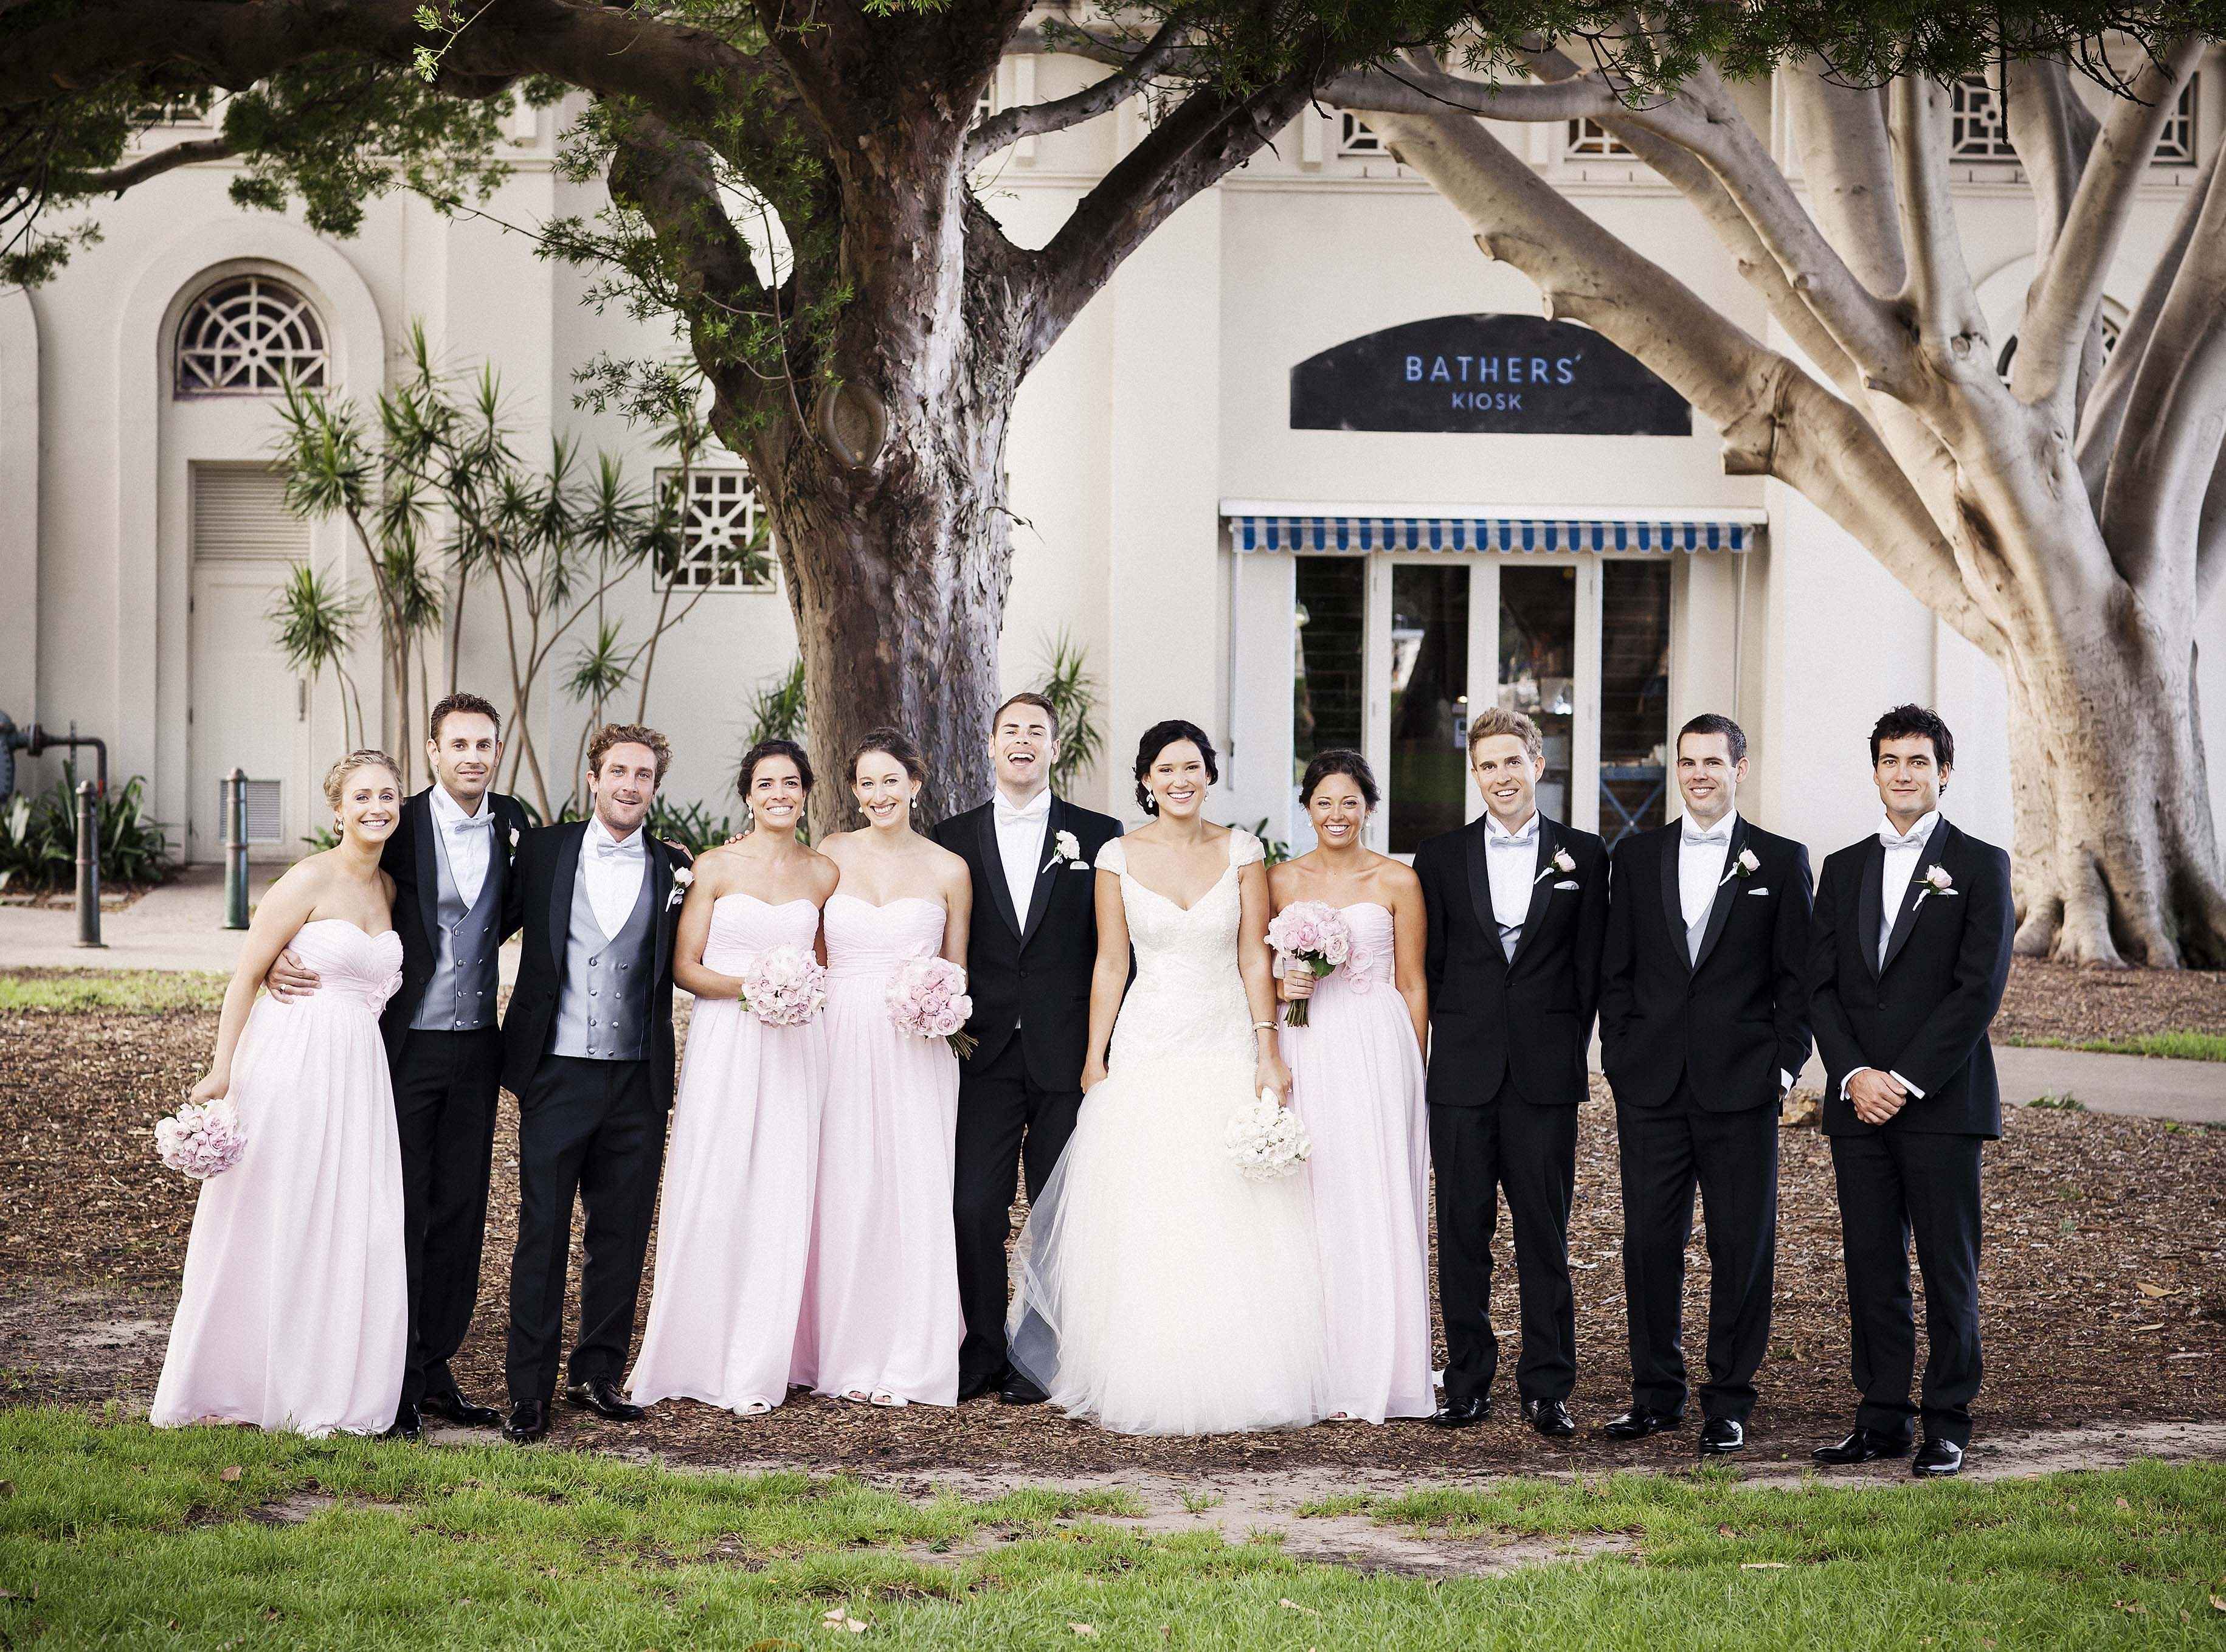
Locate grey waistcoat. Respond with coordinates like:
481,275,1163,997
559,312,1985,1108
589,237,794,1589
411,817,502,1032
550,852,656,1062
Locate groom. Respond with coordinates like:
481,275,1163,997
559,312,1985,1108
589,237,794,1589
499,723,691,1444
1414,707,1608,1437
268,691,528,1440
1808,705,2011,1477
931,691,1121,1405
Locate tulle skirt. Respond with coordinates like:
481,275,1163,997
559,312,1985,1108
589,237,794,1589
1008,1054,1332,1435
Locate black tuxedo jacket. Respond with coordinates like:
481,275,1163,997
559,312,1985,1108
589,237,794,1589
1809,818,2013,1139
1598,816,1814,1113
1415,812,1609,1108
376,786,530,1062
931,795,1123,1090
499,820,692,1108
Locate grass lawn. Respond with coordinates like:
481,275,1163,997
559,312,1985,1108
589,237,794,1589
4,1411,2224,1648
2008,1031,2226,1063
0,970,227,1014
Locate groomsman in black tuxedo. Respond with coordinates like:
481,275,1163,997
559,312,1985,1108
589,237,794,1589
1809,705,2013,1478
268,692,528,1440
931,692,1122,1405
1597,714,1812,1456
1414,706,1608,1437
499,724,691,1444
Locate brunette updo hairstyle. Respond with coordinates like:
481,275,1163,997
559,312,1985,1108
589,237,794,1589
1299,748,1380,810
848,727,927,786
1132,719,1218,815
737,738,814,801
322,749,403,811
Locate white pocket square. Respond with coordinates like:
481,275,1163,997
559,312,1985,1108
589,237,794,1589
1552,879,1580,890
1746,886,1771,896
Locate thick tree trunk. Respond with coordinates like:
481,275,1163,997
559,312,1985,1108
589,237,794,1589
1998,581,2226,968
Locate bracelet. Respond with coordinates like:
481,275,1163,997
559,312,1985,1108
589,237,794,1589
1253,1021,1277,1032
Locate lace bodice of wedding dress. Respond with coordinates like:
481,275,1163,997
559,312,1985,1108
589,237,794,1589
1096,829,1263,1073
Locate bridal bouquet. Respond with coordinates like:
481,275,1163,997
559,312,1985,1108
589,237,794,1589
154,1098,246,1180
1265,900,1352,1027
740,945,828,1027
887,956,978,1059
1226,1091,1313,1182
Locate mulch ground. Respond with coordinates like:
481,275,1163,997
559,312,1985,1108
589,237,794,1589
1994,958,2226,1045
3,990,2222,1478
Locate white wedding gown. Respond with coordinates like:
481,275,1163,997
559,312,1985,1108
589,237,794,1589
1007,829,1332,1434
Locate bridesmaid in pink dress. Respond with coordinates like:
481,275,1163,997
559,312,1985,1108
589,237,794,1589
629,740,838,1416
153,750,410,1437
795,728,972,1406
1271,750,1435,1423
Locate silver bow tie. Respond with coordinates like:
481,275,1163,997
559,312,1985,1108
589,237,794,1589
592,838,643,861
449,814,492,833
1682,829,1730,849
1879,829,1926,849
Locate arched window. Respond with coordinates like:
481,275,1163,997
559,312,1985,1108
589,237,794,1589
175,275,327,396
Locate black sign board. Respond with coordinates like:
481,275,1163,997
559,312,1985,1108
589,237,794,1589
1290,313,1690,436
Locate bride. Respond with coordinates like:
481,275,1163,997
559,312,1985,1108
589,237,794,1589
1007,720,1332,1434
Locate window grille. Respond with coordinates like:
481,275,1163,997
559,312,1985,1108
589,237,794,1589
1949,75,2019,161
175,275,328,396
1565,117,1634,158
1339,113,1385,155
658,468,776,591
135,90,212,126
2155,77,2199,164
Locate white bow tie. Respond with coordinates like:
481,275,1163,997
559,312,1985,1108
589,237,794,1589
997,803,1050,828
448,812,492,833
592,835,643,861
1879,826,1928,849
1683,824,1732,848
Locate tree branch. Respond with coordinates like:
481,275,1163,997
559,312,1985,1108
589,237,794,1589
1360,102,1988,646
62,134,234,194
2011,36,2202,413
2002,57,2098,271
1782,63,1905,297
1888,74,1989,365
1326,64,1617,123
967,12,1192,167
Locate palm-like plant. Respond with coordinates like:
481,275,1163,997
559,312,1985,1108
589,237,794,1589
1037,631,1104,798
268,562,366,750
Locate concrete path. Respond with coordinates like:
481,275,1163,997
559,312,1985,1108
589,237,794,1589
1988,1042,2226,1125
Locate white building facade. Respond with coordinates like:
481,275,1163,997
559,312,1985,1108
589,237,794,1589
5,64,2225,866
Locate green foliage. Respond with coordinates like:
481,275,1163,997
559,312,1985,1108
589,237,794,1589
1246,818,1293,866
0,772,171,893
2028,1090,2088,1110
646,796,742,856
0,969,226,1014
268,562,368,752
745,659,809,747
1036,631,1104,797
2013,1031,2226,1063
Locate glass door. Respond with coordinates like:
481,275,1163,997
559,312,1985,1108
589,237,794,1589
1384,564,1471,854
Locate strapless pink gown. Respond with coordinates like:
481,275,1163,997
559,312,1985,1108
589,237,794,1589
629,894,828,1415
153,919,408,1436
793,894,961,1405
1279,902,1434,1421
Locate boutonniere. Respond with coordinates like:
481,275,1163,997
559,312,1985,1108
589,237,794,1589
1719,846,1761,888
1913,863,1955,905
672,865,694,889
1533,847,1578,887
1046,828,1088,871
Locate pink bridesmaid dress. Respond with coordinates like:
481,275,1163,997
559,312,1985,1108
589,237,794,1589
629,894,828,1415
793,893,962,1406
152,919,409,1436
1279,902,1435,1422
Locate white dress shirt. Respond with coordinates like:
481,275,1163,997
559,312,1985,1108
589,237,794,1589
582,815,648,940
428,781,495,909
993,786,1052,924
1484,810,1541,961
1844,809,1942,1104
1677,808,1737,958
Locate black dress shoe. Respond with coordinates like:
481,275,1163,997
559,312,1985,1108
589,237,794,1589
958,1370,1001,1403
563,1377,646,1421
1523,1398,1577,1439
1698,1417,1746,1456
1601,1406,1682,1441
503,1400,549,1443
1428,1395,1490,1428
421,1385,504,1429
998,1372,1049,1406
381,1403,421,1442
1812,1426,1913,1465
1910,1436,1965,1477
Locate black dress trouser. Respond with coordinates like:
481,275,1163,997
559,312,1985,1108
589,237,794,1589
505,1056,667,1403
952,1035,1082,1386
1614,1080,1778,1423
390,1026,504,1412
1829,1128,1985,1447
1428,1079,1579,1406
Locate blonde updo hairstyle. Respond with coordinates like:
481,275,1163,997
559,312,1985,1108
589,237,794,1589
323,749,404,814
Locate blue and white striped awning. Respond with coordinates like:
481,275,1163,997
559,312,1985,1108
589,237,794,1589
1227,514,1752,554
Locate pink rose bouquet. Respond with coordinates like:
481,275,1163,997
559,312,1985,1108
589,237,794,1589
1265,900,1353,1027
887,956,978,1059
741,945,828,1027
154,1098,246,1180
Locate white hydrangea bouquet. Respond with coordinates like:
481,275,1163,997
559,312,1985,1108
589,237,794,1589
740,945,828,1027
153,1097,246,1180
1225,1090,1313,1182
